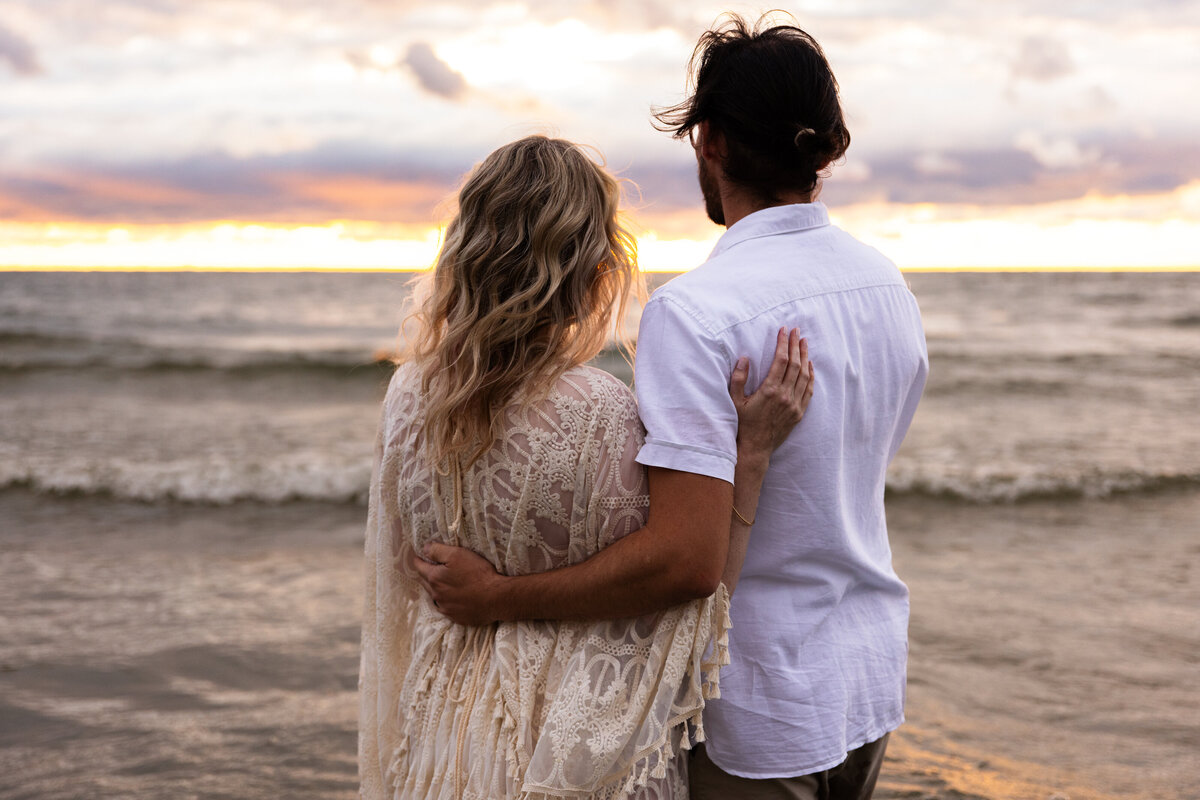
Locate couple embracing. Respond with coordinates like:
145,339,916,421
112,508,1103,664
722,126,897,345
360,15,928,800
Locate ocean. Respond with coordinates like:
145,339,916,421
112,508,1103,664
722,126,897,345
1,270,1197,799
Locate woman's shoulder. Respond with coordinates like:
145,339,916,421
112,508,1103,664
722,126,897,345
552,364,637,415
506,365,638,439
381,361,423,419
385,360,416,391
539,366,643,451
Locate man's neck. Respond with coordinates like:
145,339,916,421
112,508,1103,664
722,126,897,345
718,186,816,229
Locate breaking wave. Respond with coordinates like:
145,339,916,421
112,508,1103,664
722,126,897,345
0,331,395,374
3,456,1197,506
885,465,1200,503
0,455,372,505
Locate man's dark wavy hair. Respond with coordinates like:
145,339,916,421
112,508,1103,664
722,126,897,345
653,13,850,202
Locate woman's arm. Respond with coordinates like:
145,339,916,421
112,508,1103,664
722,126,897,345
414,328,814,624
722,333,813,594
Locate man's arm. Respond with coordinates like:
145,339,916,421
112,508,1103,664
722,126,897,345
414,329,812,624
419,469,731,624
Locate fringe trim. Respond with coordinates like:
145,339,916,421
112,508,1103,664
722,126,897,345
517,582,733,799
386,584,733,800
384,624,458,797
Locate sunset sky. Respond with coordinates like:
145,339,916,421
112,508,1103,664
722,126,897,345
1,1,1198,270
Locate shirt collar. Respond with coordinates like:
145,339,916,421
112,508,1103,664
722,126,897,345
708,202,831,260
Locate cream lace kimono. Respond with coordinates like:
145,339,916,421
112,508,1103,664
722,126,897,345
359,364,730,800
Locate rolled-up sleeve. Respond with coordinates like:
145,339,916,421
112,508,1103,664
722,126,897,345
633,295,737,485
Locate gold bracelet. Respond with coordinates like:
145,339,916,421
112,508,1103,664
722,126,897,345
732,505,755,526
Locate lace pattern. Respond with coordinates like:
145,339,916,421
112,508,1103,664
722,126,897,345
359,364,730,799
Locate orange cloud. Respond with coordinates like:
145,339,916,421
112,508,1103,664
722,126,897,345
63,171,203,210
0,186,51,221
273,174,453,223
0,169,205,223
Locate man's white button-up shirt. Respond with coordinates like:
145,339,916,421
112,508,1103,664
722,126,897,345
634,202,928,777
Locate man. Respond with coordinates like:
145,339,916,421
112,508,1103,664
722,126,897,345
415,15,927,799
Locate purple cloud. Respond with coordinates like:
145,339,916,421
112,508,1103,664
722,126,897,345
0,22,40,75
403,42,467,100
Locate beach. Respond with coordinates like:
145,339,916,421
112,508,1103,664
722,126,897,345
1,270,1197,799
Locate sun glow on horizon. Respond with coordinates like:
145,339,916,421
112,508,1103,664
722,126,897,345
3,182,1200,272
0,221,444,271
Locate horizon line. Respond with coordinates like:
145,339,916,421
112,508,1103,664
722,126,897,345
2,265,1198,274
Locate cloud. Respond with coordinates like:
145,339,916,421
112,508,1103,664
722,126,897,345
615,160,699,214
0,171,201,222
6,131,1199,226
914,153,964,177
532,0,706,32
273,173,454,221
403,42,468,100
821,147,1040,206
0,0,1195,229
817,135,1200,207
1082,85,1117,112
0,22,40,75
1014,131,1102,170
0,143,474,224
1011,35,1074,82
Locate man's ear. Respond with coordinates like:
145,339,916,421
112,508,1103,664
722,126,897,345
696,120,726,162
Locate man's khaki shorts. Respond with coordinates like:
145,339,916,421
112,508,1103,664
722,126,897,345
689,734,890,800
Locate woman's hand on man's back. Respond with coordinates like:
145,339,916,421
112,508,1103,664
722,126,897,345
730,326,814,458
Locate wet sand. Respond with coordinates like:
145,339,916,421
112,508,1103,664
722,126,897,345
1,488,1196,800
886,492,1199,799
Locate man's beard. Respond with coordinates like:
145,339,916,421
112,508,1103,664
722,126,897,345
697,156,725,226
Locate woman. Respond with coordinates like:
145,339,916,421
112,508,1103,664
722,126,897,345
359,135,813,799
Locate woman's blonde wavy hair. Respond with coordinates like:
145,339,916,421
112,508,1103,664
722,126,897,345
404,135,642,468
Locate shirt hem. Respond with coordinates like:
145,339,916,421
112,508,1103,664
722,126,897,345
704,714,905,780
635,440,735,484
